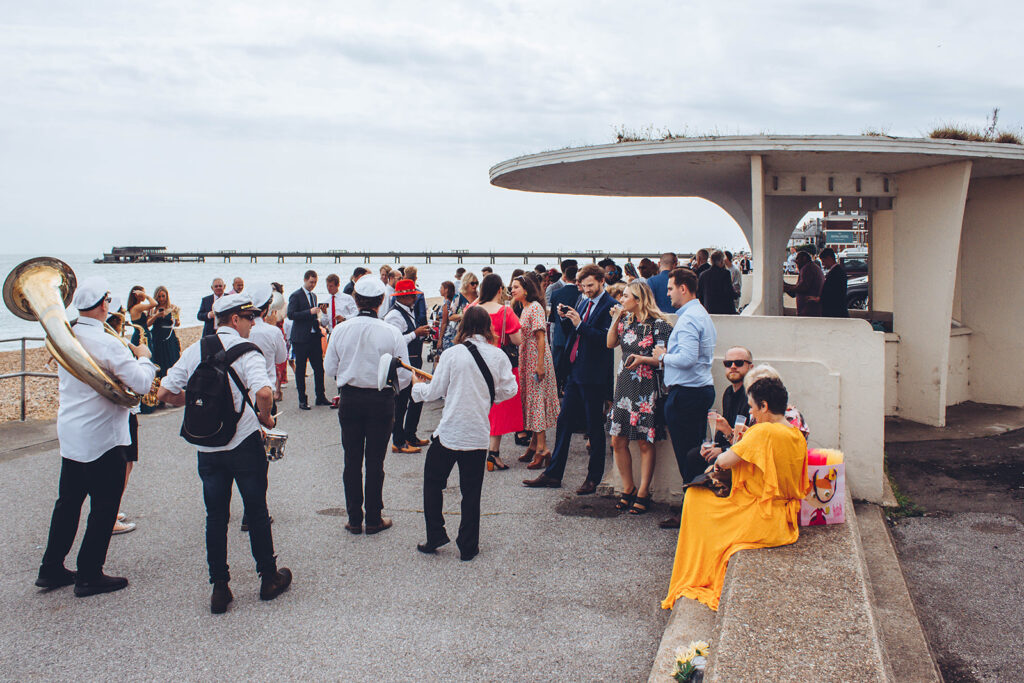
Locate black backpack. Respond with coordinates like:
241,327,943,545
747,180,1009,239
181,336,262,447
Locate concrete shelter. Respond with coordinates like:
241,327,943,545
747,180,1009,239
490,135,1024,503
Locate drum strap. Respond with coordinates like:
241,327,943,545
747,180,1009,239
463,341,495,405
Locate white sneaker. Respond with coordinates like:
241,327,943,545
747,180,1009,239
116,512,127,522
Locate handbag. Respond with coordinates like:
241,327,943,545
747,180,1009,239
499,306,519,369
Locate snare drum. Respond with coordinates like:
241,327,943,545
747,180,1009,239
263,427,288,462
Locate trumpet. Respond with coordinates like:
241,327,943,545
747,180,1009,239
3,257,144,407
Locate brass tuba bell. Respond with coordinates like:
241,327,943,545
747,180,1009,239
3,257,143,408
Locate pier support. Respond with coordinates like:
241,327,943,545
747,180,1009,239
305,255,312,263
277,255,284,263
250,256,257,263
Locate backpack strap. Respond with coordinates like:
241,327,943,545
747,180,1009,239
215,339,263,418
463,341,495,405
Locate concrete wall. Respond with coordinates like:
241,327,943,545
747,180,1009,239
946,329,971,406
884,334,899,414
870,209,895,313
601,315,886,503
960,175,1024,407
892,161,972,426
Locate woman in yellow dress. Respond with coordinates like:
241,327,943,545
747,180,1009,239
662,376,810,611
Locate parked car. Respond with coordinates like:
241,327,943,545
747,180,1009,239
847,275,868,310
839,258,868,279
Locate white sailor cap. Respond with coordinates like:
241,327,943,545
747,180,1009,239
248,283,274,309
213,293,256,316
72,276,111,311
354,276,386,298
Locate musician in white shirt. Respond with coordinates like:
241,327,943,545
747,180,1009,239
411,307,517,561
247,284,288,400
157,294,292,614
37,277,156,597
323,276,411,536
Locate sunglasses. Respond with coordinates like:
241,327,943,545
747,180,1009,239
238,313,257,321
723,360,750,368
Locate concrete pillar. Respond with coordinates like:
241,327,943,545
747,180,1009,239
892,161,972,426
869,210,894,312
960,175,1024,407
744,156,770,315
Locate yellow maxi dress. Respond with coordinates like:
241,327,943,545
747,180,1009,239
661,421,810,611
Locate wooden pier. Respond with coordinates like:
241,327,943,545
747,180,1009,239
94,247,678,265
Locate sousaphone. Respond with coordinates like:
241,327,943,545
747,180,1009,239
3,256,143,407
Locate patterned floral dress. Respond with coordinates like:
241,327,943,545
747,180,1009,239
518,301,559,431
606,316,673,442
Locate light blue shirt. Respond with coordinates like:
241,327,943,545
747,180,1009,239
663,298,716,388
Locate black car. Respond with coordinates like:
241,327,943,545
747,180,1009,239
840,259,868,279
846,275,868,310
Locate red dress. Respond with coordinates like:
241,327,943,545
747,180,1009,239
486,305,523,436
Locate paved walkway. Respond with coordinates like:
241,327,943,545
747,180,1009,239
0,392,672,681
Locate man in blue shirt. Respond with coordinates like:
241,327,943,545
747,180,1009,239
652,268,717,529
646,252,678,313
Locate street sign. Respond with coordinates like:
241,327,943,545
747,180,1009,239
826,230,857,244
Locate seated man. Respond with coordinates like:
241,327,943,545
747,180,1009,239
684,346,753,478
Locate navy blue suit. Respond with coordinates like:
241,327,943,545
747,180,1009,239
548,284,580,392
545,291,615,485
197,294,216,337
287,287,327,404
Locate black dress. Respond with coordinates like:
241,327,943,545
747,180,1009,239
149,311,181,378
606,317,673,442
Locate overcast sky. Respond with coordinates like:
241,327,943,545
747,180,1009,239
2,0,1023,254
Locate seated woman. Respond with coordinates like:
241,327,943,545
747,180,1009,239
742,364,810,440
661,376,810,611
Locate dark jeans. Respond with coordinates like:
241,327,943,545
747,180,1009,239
292,339,327,404
422,439,486,555
545,377,607,483
40,446,127,579
197,432,276,584
339,386,395,526
664,385,716,484
392,355,423,446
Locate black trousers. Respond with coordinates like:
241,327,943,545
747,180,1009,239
197,432,276,583
664,385,716,484
40,446,127,579
339,386,395,526
292,338,327,404
545,376,606,483
423,439,486,555
392,355,423,446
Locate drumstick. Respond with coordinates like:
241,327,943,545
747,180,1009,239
394,359,433,380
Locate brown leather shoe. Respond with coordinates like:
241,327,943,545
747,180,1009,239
365,517,393,535
523,474,561,488
392,444,422,454
517,448,536,463
344,522,363,535
259,568,292,601
658,515,681,529
575,480,598,495
410,438,431,447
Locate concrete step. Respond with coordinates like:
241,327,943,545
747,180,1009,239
854,502,943,683
705,489,892,682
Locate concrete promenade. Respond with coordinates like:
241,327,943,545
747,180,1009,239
0,395,673,681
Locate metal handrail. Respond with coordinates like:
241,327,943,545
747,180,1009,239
0,336,57,421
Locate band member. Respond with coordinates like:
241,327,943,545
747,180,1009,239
240,284,288,532
157,294,292,615
324,277,411,536
105,297,138,535
412,307,517,561
36,277,156,597
385,278,431,453
287,270,330,410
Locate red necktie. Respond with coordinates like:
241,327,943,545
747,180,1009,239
569,300,593,363
331,296,336,325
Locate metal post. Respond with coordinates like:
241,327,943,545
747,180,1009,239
20,338,26,422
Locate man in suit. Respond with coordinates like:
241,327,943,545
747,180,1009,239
547,261,579,394
647,252,678,313
196,278,226,337
524,264,614,495
818,248,849,318
288,270,330,410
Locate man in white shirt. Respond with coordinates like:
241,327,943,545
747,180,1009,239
37,277,156,597
321,273,358,333
158,294,292,614
411,306,517,561
247,284,288,402
379,267,398,319
324,277,411,536
385,279,431,453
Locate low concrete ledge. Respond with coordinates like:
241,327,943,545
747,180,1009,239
647,597,715,682
705,490,891,682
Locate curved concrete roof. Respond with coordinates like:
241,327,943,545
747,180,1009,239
489,135,1024,197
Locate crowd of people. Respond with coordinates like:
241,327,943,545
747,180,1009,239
35,253,815,617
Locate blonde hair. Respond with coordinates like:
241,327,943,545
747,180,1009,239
606,282,626,300
460,271,479,298
743,363,780,391
622,281,666,324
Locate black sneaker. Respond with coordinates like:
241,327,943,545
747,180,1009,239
259,567,292,601
35,566,76,589
210,581,233,614
74,573,128,597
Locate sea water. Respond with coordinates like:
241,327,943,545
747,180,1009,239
0,253,562,348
